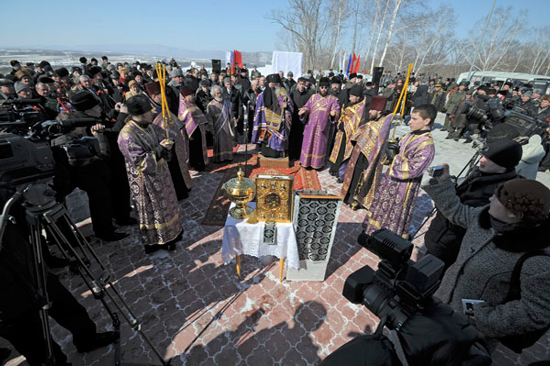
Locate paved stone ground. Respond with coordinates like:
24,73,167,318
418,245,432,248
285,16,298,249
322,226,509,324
3,113,550,365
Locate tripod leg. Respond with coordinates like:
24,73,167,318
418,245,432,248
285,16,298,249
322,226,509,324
28,221,57,366
42,207,169,365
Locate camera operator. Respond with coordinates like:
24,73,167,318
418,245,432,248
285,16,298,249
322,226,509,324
321,298,491,366
461,86,490,143
423,167,550,352
52,90,128,242
0,189,119,366
425,138,522,269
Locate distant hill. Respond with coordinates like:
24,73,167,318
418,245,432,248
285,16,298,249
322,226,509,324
0,45,272,66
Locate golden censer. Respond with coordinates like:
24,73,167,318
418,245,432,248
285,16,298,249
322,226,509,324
222,166,255,219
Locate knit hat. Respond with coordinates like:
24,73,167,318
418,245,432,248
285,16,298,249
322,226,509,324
126,94,151,116
144,81,161,96
482,139,522,169
14,81,31,94
496,179,550,222
70,90,100,111
180,86,194,97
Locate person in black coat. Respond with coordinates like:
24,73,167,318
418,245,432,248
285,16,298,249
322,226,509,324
0,189,119,366
425,139,522,268
222,77,243,140
289,77,315,160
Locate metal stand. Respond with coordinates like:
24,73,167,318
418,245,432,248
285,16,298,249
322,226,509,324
1,181,169,366
242,101,251,176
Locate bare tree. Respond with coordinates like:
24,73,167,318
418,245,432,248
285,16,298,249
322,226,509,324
266,0,329,70
458,6,525,72
327,0,350,69
527,26,550,74
378,0,404,69
409,6,456,74
369,0,391,73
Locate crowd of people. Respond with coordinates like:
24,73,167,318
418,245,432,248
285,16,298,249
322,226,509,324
1,55,550,365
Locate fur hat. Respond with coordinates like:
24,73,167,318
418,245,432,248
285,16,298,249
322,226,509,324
70,90,100,111
56,67,70,78
126,94,151,116
266,74,281,84
496,179,550,222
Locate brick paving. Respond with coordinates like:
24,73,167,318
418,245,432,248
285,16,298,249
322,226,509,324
3,113,550,365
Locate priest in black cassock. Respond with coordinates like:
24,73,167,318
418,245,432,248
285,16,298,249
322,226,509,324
288,77,315,160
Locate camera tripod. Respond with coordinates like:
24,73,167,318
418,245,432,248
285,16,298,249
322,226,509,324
0,181,169,366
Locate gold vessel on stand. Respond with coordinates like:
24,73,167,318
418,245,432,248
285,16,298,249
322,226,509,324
222,166,255,219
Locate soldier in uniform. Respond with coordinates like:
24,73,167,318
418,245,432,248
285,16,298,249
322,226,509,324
444,82,468,138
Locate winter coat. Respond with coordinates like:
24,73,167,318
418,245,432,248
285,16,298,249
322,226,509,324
516,135,545,179
423,178,550,350
425,168,517,267
445,89,466,115
429,89,446,112
535,106,550,122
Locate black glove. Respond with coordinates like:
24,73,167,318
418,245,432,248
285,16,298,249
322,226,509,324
154,144,170,160
397,298,492,366
386,140,400,163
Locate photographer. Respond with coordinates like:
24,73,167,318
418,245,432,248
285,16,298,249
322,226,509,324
0,189,118,366
423,168,550,352
425,139,522,268
52,90,127,242
461,87,490,143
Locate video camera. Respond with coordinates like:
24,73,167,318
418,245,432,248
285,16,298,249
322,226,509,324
0,98,44,125
0,118,103,188
460,97,505,125
343,229,445,330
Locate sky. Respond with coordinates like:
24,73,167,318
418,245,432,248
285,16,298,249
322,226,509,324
0,0,548,52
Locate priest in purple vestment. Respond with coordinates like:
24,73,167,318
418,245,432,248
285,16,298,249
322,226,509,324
144,82,193,200
363,104,437,237
206,85,236,162
251,74,294,158
340,112,392,209
178,86,210,170
117,95,184,254
298,77,340,169
329,85,367,181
